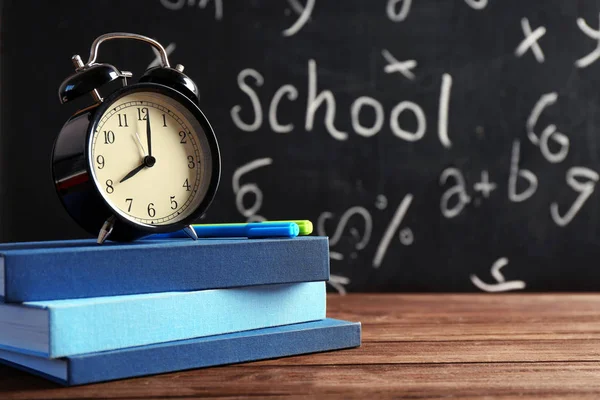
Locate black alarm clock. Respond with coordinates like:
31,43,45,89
52,32,221,243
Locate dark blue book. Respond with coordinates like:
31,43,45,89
0,318,361,386
0,236,329,302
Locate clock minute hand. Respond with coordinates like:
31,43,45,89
146,112,153,157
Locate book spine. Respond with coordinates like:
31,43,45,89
49,281,326,358
67,319,361,385
2,237,329,302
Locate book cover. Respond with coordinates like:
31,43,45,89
0,281,325,358
0,236,329,302
0,318,361,386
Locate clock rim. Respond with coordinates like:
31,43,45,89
85,82,221,234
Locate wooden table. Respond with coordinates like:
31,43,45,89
2,294,600,399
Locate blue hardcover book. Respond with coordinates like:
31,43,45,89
0,236,329,302
0,281,325,358
0,318,361,386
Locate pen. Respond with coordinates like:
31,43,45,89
193,220,313,236
150,222,299,239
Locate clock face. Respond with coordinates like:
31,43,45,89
90,90,215,227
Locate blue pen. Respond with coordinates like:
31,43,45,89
150,222,299,239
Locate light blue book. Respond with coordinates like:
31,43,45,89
0,281,325,358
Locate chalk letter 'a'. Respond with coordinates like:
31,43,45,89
440,168,471,218
508,140,538,203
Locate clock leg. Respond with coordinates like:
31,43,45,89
97,215,116,244
183,225,199,240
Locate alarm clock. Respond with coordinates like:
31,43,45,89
52,32,221,243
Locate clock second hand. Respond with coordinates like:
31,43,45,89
133,131,147,158
120,130,156,183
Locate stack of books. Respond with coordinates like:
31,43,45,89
0,236,360,385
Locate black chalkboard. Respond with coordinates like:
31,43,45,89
3,0,600,293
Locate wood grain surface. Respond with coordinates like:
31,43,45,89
2,293,600,399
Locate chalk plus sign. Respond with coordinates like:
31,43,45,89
473,170,497,198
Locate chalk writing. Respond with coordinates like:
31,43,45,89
386,0,412,22
464,0,488,11
306,59,348,140
231,61,453,147
351,96,385,137
328,274,350,295
438,74,453,148
515,18,546,63
471,258,526,292
382,49,417,80
159,0,223,20
526,92,557,145
508,140,538,203
390,101,426,141
232,158,273,222
283,0,315,37
575,14,600,68
551,167,599,227
375,194,388,210
526,92,569,164
399,227,414,245
219,4,600,293
373,194,413,268
269,85,298,133
231,69,264,132
440,168,471,218
148,42,176,69
473,171,497,198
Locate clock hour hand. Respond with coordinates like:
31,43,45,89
119,163,145,183
119,155,156,183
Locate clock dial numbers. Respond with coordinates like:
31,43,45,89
96,155,105,169
91,92,209,226
103,130,115,144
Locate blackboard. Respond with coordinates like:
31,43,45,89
3,0,600,293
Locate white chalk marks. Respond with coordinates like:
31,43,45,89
382,49,417,80
148,42,176,70
373,194,413,268
526,92,569,164
473,170,497,198
515,18,546,63
471,258,526,292
464,0,487,11
438,74,453,149
386,0,412,22
328,274,350,295
283,0,315,37
526,92,557,145
508,140,538,203
440,168,471,218
159,0,223,20
551,167,599,227
232,158,273,221
575,14,600,68
231,69,264,132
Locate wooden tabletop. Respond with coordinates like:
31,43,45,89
3,293,600,399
